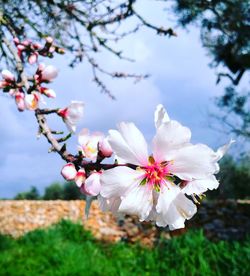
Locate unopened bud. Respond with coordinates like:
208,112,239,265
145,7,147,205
15,91,26,112
61,163,77,181
99,139,113,158
28,53,38,64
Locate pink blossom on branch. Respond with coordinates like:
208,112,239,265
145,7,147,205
58,101,84,133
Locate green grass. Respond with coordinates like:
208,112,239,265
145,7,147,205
0,221,249,276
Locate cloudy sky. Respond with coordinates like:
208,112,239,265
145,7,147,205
0,2,236,198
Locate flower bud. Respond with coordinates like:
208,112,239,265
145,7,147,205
99,139,113,158
46,37,54,44
13,37,20,45
80,172,101,196
40,87,56,98
15,91,26,112
61,163,77,181
41,65,58,82
17,44,26,51
2,70,15,81
75,169,86,187
28,53,38,64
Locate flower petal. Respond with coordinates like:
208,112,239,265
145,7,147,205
152,120,191,162
154,104,170,129
100,167,143,198
118,122,149,165
118,185,153,221
182,175,219,195
215,139,235,161
170,144,219,180
156,185,197,228
108,122,148,165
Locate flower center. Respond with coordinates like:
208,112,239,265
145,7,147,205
140,156,173,192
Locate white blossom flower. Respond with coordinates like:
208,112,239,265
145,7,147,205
58,101,84,132
100,105,231,229
78,129,108,161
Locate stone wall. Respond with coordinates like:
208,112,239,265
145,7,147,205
0,200,249,246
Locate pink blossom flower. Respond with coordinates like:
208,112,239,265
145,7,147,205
100,105,231,229
61,163,77,181
58,101,84,132
78,129,104,160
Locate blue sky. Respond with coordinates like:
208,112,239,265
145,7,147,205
0,2,237,198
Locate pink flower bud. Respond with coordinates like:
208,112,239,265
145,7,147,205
46,37,54,44
40,87,56,98
15,91,26,112
28,53,38,64
80,172,101,196
75,169,86,187
41,65,58,82
2,70,15,81
0,81,6,89
99,139,113,158
33,43,42,50
22,40,31,46
49,46,55,53
13,37,20,45
61,163,77,181
17,44,26,51
25,92,40,110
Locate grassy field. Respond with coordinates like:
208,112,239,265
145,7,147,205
0,220,249,276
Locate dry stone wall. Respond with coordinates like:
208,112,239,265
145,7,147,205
0,200,249,246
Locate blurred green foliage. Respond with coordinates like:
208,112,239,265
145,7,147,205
210,154,250,199
15,182,85,200
0,220,249,276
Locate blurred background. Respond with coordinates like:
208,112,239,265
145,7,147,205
0,1,249,275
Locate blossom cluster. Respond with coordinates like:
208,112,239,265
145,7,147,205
1,35,233,230
61,104,233,230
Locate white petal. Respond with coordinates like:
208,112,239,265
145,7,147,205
152,120,191,162
154,104,170,129
117,122,148,165
170,144,219,180
118,185,153,221
108,123,148,165
156,186,197,228
100,167,143,198
215,139,235,161
182,175,219,195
